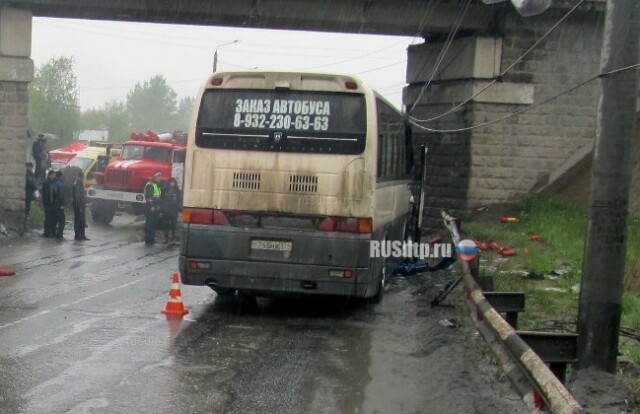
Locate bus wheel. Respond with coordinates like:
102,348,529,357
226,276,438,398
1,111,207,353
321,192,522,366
91,202,115,224
371,255,386,303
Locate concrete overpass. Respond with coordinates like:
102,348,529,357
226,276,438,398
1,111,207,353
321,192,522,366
0,0,615,230
1,0,502,36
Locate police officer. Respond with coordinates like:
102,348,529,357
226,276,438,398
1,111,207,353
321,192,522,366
144,171,163,245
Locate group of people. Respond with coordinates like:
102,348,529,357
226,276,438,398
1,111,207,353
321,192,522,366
26,133,181,244
26,165,89,241
143,172,182,245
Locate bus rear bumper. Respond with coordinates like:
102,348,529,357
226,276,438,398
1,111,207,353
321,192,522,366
179,256,374,298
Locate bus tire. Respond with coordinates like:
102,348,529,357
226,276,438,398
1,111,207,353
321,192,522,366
370,255,387,303
91,202,115,224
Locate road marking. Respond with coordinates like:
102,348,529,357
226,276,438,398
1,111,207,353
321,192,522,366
0,273,159,331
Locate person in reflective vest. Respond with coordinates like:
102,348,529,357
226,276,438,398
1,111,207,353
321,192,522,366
144,171,163,245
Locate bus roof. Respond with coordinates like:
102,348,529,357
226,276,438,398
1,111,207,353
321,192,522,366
205,70,403,113
205,70,373,95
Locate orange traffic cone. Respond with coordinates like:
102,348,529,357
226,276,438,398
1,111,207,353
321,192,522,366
162,273,189,316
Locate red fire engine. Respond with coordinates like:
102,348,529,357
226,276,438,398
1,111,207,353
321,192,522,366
87,131,186,224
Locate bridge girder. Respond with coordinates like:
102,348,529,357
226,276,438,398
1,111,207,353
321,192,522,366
1,0,501,36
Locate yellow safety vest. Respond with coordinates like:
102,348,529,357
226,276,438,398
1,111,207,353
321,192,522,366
145,181,162,198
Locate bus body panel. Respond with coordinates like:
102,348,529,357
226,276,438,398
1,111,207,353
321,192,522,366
179,224,379,297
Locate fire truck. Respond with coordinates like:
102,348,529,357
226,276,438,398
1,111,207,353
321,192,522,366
87,131,187,224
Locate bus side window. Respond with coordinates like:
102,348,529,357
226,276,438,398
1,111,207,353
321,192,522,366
376,98,406,182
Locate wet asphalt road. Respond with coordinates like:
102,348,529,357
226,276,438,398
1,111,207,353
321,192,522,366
0,216,525,414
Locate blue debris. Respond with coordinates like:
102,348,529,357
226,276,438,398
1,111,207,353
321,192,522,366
392,257,456,276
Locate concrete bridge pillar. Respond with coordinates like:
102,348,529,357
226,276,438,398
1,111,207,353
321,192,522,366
405,7,604,229
0,6,33,231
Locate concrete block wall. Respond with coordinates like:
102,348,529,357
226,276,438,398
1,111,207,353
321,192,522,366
0,7,33,231
0,82,29,210
467,8,604,209
405,5,606,228
409,104,472,229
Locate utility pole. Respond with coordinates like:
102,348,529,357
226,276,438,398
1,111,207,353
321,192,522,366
578,0,639,373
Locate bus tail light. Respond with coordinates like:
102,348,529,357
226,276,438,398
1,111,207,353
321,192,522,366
212,210,230,225
317,217,372,234
345,81,358,90
329,269,355,278
183,208,229,226
183,208,212,224
189,260,211,270
211,78,223,86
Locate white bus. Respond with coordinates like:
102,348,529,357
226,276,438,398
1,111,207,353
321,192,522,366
179,71,416,302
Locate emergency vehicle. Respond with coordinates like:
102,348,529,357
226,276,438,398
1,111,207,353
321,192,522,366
87,131,186,224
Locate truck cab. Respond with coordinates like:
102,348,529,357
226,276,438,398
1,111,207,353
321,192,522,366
87,131,186,224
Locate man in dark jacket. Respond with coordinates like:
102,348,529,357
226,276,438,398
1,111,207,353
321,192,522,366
161,177,182,243
54,170,66,240
144,172,163,245
32,134,51,182
72,172,89,241
41,169,58,238
25,162,37,230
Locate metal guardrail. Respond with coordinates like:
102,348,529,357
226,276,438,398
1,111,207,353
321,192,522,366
441,211,583,414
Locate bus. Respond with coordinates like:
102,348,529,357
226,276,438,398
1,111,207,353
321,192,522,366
179,71,416,302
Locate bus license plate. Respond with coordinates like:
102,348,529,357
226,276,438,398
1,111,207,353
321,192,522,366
251,240,292,252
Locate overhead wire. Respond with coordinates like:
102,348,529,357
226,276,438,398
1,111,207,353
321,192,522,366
408,0,472,114
409,0,587,124
408,63,640,133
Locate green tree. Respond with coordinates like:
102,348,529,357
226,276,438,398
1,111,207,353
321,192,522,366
126,75,178,133
29,56,80,146
177,96,195,131
80,100,132,143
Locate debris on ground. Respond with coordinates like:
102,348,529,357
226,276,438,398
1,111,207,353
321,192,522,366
0,268,15,277
392,257,457,276
523,271,545,280
498,246,517,257
551,267,571,277
0,223,7,236
529,233,541,241
500,216,519,223
438,318,459,328
543,287,566,293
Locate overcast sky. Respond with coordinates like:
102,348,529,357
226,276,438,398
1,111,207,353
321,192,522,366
31,18,417,112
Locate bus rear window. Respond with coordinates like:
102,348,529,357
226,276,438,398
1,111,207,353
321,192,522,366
196,89,367,154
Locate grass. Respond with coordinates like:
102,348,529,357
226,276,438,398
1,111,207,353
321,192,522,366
463,196,640,365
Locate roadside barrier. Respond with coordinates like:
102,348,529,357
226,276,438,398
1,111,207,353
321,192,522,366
441,211,583,414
